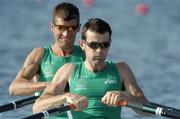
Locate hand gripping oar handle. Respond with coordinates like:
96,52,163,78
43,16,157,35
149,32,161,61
22,104,76,119
0,95,39,113
118,100,180,119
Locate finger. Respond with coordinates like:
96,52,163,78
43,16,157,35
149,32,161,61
101,96,106,103
82,97,88,107
75,96,88,111
80,98,88,109
66,94,83,110
106,92,112,104
114,94,119,105
110,93,116,105
101,92,109,103
81,100,88,108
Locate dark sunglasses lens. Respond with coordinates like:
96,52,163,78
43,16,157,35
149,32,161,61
55,25,77,32
101,42,110,48
56,25,66,31
67,26,77,32
71,26,78,31
87,42,110,49
89,42,99,49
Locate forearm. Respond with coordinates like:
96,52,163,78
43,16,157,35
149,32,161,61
9,79,48,96
126,91,152,116
33,94,66,113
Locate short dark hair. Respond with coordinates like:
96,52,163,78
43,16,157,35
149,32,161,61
52,2,80,24
81,18,112,41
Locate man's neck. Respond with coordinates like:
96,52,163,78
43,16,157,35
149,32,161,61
51,44,73,56
84,60,106,73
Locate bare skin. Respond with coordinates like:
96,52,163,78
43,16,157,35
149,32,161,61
33,63,88,112
9,18,80,96
9,48,48,96
33,30,150,116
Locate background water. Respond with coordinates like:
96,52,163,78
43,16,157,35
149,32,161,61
0,0,180,119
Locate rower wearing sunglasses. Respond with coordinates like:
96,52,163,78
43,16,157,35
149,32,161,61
9,2,84,119
33,18,151,119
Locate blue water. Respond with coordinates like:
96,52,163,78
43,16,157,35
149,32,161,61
0,0,180,119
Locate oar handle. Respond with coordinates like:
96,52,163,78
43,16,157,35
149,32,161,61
0,95,39,113
69,104,76,110
16,95,39,108
118,100,180,119
0,103,14,113
22,104,76,119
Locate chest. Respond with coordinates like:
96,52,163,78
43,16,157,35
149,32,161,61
70,70,121,98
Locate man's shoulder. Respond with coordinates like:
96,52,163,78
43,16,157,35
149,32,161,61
59,63,76,73
114,60,126,66
73,45,81,50
32,47,45,55
72,45,84,58
29,47,46,62
106,60,128,71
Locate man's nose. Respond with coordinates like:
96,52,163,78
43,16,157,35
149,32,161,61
95,47,102,52
62,29,70,36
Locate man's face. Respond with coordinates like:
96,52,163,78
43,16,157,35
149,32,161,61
82,30,110,63
51,17,80,49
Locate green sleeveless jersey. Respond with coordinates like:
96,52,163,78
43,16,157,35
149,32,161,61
38,45,84,119
38,45,84,82
70,61,124,119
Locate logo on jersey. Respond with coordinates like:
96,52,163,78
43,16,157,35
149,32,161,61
74,77,87,90
42,62,55,78
104,79,117,84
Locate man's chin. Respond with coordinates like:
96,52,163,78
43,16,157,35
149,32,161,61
94,56,106,60
92,58,106,63
61,43,74,50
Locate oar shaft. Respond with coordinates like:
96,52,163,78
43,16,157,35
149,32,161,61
118,100,180,119
0,103,14,113
128,102,180,118
15,95,39,108
0,95,39,113
150,102,180,113
22,104,76,119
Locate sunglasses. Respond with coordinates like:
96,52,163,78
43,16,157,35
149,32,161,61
85,41,110,49
54,24,78,32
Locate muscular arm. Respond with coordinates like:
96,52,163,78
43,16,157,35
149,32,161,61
101,61,152,116
9,48,49,96
33,63,74,113
116,61,151,115
33,63,88,113
116,62,148,103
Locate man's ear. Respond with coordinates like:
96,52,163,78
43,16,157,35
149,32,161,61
77,24,81,32
49,22,54,32
79,39,85,51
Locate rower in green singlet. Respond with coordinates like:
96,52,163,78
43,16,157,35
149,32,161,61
70,62,124,119
33,18,150,119
9,2,84,119
38,45,84,88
